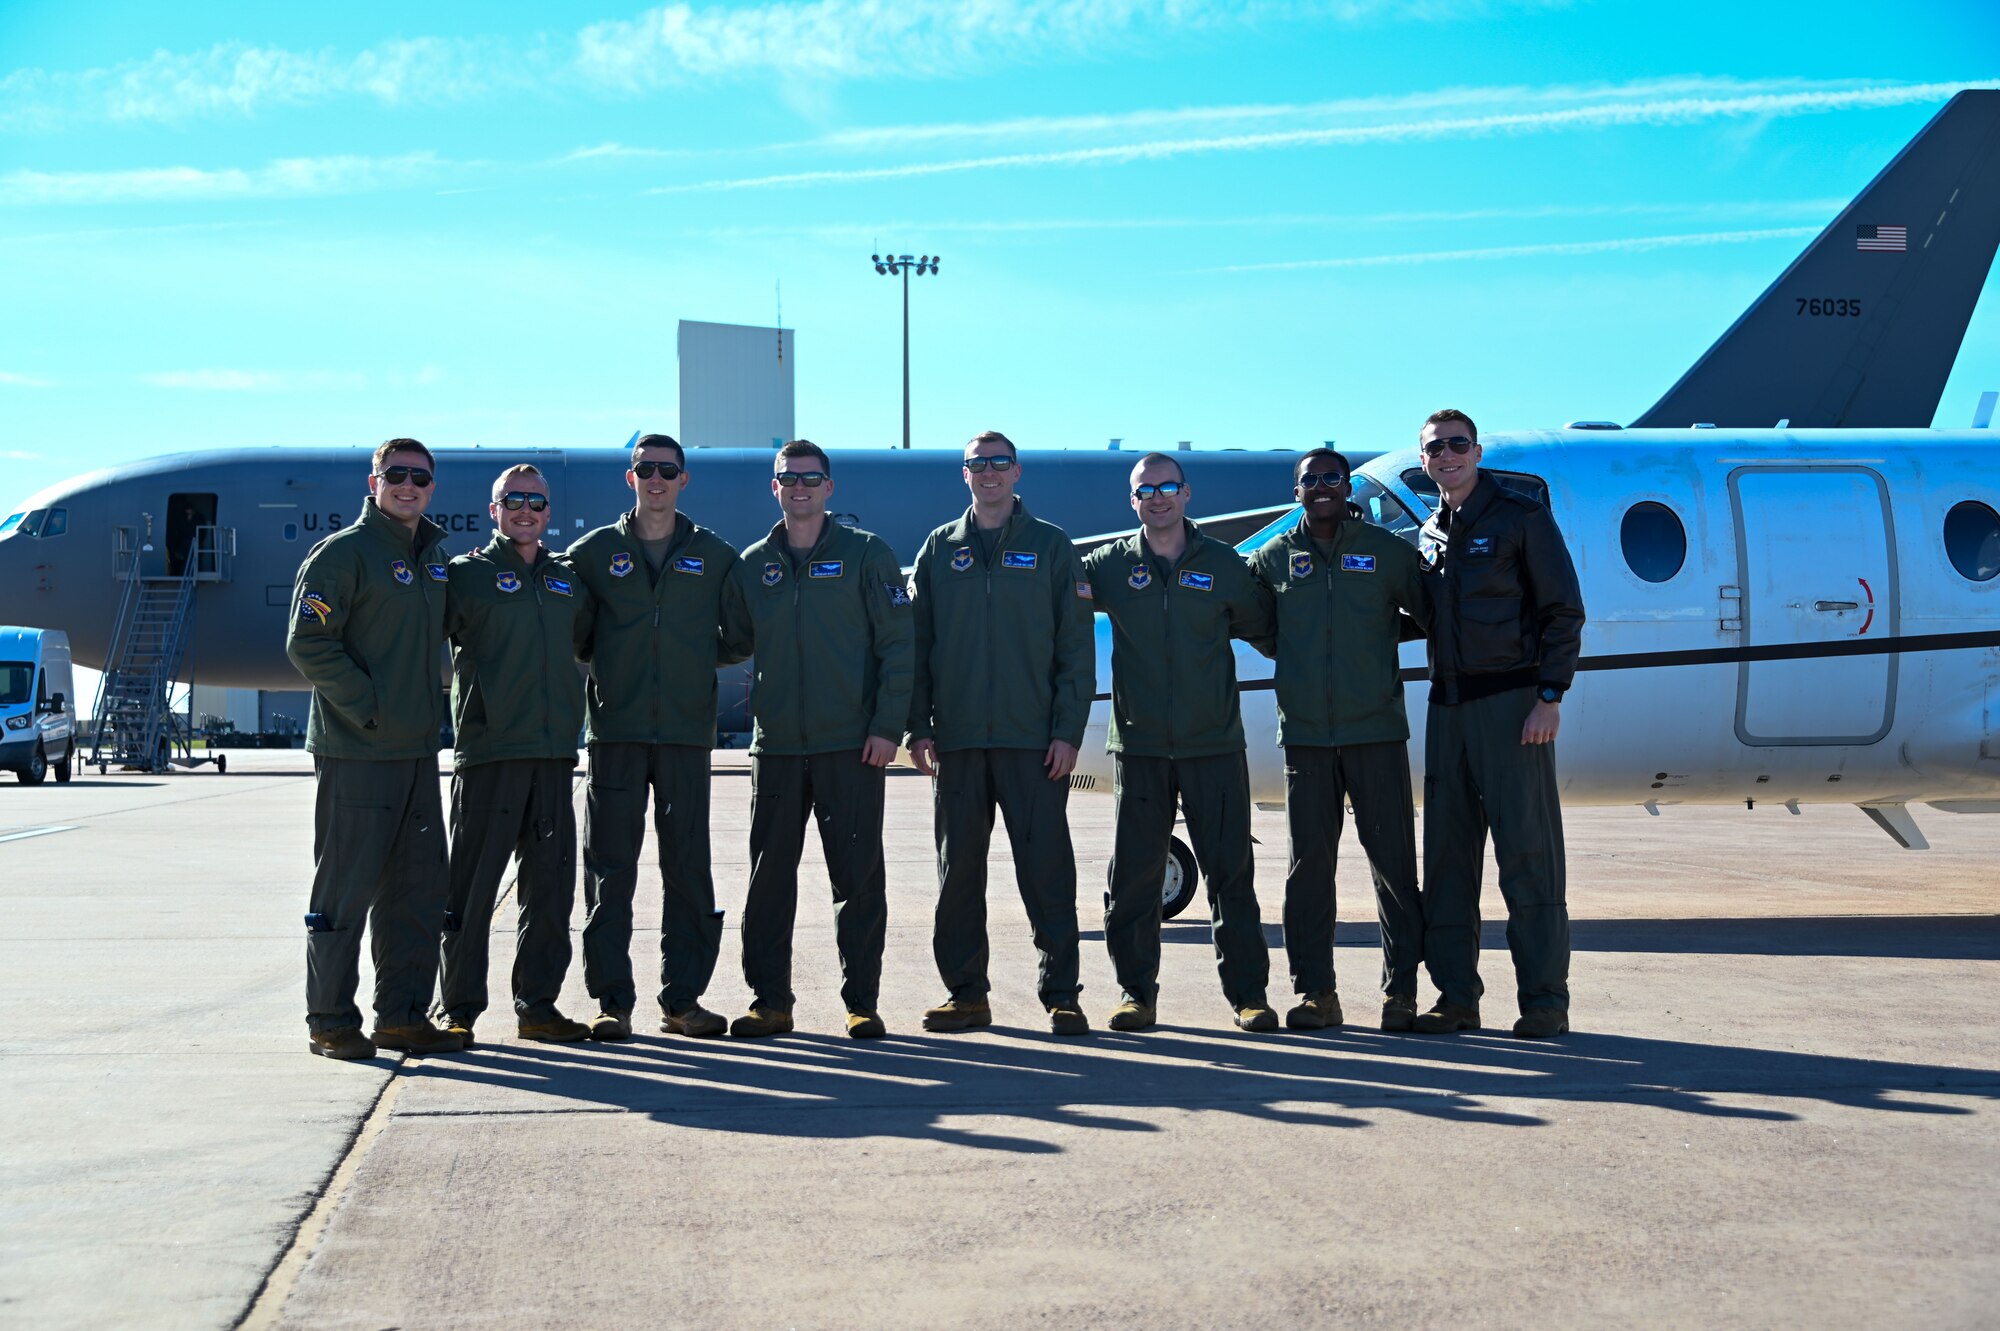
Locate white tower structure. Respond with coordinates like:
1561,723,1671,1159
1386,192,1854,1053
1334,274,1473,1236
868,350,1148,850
677,320,796,449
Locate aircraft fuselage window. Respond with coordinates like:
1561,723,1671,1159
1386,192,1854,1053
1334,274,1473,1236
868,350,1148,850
283,522,299,542
1943,500,2000,582
1620,502,1688,583
1348,475,1423,548
0,662,32,708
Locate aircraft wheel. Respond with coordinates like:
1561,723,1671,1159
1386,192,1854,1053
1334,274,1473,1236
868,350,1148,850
1161,836,1200,921
97,763,108,776
20,743,47,786
215,753,227,775
54,746,72,784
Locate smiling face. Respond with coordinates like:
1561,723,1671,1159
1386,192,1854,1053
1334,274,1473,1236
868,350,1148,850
772,453,833,522
963,437,1021,510
491,470,551,550
1129,457,1189,534
1420,419,1482,502
368,446,434,524
628,445,687,517
1295,454,1351,525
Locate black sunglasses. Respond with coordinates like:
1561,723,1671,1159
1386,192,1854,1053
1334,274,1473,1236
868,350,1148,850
1132,481,1185,499
776,471,829,488
964,456,1017,473
497,492,549,512
1422,436,1476,458
1298,472,1349,490
374,466,433,488
631,461,683,480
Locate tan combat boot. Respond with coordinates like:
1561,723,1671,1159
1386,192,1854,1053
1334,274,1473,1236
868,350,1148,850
921,997,992,1032
1285,991,1343,1030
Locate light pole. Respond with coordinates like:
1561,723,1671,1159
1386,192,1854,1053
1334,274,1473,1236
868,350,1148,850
871,253,939,449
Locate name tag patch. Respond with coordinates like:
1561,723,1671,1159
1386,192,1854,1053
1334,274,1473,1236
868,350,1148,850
1178,570,1214,592
1290,551,1313,579
761,562,784,587
426,563,449,582
389,559,413,586
950,546,973,573
544,575,574,597
1341,554,1377,572
297,593,331,624
609,551,635,578
809,560,844,579
1467,536,1495,557
1002,550,1037,569
496,571,522,594
1128,563,1152,590
885,582,911,606
672,555,705,575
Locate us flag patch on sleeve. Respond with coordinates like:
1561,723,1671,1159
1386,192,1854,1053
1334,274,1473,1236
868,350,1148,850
1075,581,1094,600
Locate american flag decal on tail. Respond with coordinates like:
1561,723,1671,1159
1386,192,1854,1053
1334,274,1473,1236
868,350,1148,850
1856,224,1907,252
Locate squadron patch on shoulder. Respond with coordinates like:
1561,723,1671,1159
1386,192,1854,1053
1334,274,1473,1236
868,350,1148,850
297,593,331,624
1341,554,1377,573
1290,551,1313,579
1178,570,1215,592
672,555,704,575
389,559,414,586
1128,563,1152,590
1002,550,1037,570
950,546,973,572
496,570,522,594
809,560,844,579
426,563,449,582
609,551,635,578
1076,581,1094,600
544,575,574,597
886,582,912,606
762,561,784,587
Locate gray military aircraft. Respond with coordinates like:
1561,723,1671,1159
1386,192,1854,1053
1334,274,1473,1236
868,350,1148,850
2,90,1995,700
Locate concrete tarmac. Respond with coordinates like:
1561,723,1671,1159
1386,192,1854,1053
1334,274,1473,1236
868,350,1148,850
2,749,1997,1329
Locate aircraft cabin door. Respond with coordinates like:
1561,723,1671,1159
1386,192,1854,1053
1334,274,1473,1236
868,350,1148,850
166,492,218,577
1729,466,1897,745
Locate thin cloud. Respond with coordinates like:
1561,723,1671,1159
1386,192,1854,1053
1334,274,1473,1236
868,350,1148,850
0,449,45,460
0,152,450,205
1192,227,1821,274
141,369,371,391
653,78,1999,192
0,371,55,387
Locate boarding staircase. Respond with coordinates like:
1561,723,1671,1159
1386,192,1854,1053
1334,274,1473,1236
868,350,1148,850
89,527,230,774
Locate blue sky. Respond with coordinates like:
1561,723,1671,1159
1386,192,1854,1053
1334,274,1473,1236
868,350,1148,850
3,0,1998,506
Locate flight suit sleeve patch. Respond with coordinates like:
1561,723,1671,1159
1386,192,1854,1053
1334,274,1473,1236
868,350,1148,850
297,593,332,623
885,582,912,606
1076,580,1094,599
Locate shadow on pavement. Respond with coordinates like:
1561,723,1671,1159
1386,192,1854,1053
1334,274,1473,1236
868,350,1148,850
1079,914,2000,961
406,1015,1999,1155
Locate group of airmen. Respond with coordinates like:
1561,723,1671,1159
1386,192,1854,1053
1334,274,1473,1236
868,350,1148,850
286,410,1585,1061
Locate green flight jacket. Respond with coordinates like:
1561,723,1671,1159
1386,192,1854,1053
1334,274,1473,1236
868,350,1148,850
1080,520,1275,759
719,518,914,756
568,511,740,747
285,497,450,761
1245,513,1431,748
443,535,590,770
907,498,1096,753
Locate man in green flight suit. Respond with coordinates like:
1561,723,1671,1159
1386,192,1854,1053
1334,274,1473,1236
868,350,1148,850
719,440,914,1040
1081,453,1279,1033
907,430,1096,1037
569,434,741,1041
434,463,594,1047
1245,449,1431,1034
285,438,462,1059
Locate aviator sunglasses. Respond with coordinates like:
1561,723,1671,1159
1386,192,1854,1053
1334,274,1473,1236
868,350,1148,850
1422,436,1476,458
631,461,683,480
373,466,434,488
776,471,829,488
1297,472,1349,490
1132,481,1186,498
964,456,1017,473
497,492,549,512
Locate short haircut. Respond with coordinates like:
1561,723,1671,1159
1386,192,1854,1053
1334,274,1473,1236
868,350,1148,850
1131,451,1185,484
373,437,435,472
965,430,1016,457
491,463,545,500
776,439,831,474
1294,448,1352,483
631,433,685,468
1422,408,1478,445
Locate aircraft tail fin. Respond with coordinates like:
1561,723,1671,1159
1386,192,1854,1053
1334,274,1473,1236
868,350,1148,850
1633,89,2000,429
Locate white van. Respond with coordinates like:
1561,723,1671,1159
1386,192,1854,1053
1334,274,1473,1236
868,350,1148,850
0,627,77,785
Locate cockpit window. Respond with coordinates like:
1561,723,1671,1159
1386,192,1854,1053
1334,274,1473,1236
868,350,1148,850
0,513,21,537
1349,475,1423,548
38,508,66,537
1398,468,1550,511
8,508,67,539
0,662,32,707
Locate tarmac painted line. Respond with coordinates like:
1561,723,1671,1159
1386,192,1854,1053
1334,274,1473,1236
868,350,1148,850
0,825,77,844
233,1059,411,1331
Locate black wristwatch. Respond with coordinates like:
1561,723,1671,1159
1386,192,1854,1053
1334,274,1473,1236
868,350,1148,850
1536,685,1562,704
